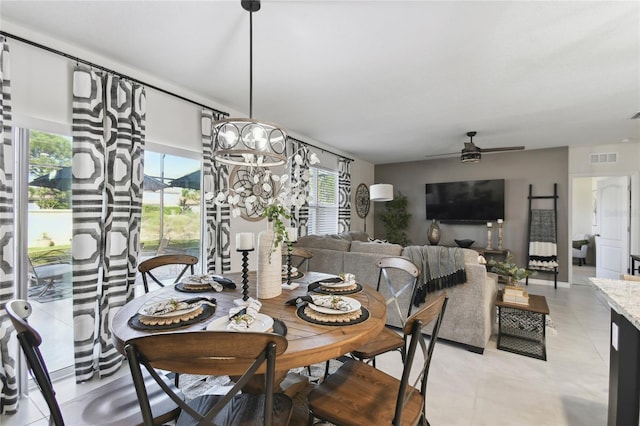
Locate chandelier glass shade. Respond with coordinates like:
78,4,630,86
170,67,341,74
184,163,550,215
213,0,287,168
213,118,287,167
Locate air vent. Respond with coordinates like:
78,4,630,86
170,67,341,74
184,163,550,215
590,152,618,164
632,112,640,120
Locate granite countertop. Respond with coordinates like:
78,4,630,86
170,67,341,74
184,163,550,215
590,277,640,330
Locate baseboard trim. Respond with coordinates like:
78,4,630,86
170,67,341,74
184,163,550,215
526,277,571,288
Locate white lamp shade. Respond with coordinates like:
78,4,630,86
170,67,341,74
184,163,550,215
370,184,394,201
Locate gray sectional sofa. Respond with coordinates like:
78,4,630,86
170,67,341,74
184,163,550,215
294,231,498,353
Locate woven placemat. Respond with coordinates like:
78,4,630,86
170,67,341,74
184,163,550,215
175,283,216,293
129,304,216,331
311,283,363,295
296,306,370,326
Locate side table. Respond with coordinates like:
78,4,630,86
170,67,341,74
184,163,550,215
496,291,550,361
476,248,510,263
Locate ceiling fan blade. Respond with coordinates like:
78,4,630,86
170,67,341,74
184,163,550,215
424,152,459,158
479,146,525,153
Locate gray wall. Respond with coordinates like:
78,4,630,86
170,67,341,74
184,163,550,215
374,147,569,283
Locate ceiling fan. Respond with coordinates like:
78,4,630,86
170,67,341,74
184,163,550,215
426,131,525,163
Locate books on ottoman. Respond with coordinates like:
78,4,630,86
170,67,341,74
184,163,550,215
503,285,529,305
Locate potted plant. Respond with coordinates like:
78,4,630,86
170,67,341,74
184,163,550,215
487,255,534,286
378,192,411,246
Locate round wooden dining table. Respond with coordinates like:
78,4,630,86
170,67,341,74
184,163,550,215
111,271,387,372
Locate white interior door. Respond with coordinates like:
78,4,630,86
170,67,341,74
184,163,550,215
595,176,630,278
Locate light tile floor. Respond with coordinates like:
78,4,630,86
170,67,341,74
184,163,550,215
3,278,610,426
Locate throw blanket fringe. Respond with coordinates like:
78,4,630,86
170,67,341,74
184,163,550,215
402,245,466,307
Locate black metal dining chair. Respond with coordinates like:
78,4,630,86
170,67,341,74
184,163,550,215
137,254,198,293
307,292,448,426
5,299,181,426
350,256,421,367
125,330,293,426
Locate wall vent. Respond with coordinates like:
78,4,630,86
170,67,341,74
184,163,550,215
590,152,618,164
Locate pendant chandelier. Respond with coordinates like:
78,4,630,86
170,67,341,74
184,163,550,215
213,0,287,167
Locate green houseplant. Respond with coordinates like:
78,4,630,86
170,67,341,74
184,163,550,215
378,192,411,246
487,254,534,285
262,204,290,257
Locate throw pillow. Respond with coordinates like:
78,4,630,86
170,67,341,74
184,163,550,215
572,239,589,249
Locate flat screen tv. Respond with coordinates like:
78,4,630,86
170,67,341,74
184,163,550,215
425,179,505,223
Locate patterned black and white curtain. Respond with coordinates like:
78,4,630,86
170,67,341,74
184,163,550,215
288,138,311,238
202,109,231,273
337,157,352,232
71,67,146,381
0,36,18,414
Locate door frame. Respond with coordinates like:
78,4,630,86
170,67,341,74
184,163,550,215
570,171,638,285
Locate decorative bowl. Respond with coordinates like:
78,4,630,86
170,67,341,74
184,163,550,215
454,239,475,248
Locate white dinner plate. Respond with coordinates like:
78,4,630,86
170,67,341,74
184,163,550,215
206,313,274,332
320,280,355,288
138,303,202,319
182,274,215,285
308,296,361,315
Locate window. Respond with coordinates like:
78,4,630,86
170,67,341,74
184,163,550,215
307,166,338,235
140,150,202,259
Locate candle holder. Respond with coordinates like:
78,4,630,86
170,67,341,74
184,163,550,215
486,225,494,250
237,248,254,302
497,222,504,250
285,241,293,285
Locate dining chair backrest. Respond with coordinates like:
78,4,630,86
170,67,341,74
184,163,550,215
5,299,65,425
125,331,290,426
137,254,198,293
282,246,314,272
395,292,448,425
376,256,420,327
291,247,313,271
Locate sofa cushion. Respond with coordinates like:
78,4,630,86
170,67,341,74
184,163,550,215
346,231,370,242
295,235,351,252
350,241,403,256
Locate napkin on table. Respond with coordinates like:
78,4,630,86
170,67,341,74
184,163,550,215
286,295,354,312
184,274,237,291
227,297,262,331
142,297,216,316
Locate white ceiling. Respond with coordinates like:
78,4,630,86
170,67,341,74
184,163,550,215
2,0,639,164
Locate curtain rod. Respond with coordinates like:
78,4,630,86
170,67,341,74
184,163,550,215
288,136,353,163
1,31,354,163
0,31,229,118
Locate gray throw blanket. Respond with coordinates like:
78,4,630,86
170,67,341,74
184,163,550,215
402,245,466,306
528,209,559,270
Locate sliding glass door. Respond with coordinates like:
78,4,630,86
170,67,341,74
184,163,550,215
18,127,74,375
